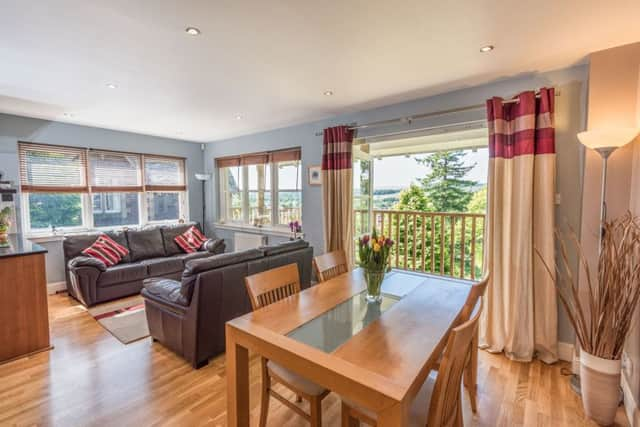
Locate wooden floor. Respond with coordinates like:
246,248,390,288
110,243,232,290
0,293,629,427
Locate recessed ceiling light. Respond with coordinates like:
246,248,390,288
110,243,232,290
185,27,201,36
324,90,334,96
479,45,494,53
235,115,243,120
63,112,74,118
106,83,118,89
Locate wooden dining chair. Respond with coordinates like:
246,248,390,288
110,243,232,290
313,249,348,283
341,300,483,427
429,273,489,414
458,273,489,413
244,263,330,427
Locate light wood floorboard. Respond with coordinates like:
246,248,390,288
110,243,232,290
0,293,630,426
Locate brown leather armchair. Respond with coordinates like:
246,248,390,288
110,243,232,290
142,240,313,368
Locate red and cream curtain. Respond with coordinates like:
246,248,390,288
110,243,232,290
481,88,558,363
322,125,354,264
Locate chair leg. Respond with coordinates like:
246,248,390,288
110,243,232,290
341,402,359,427
464,331,479,413
259,358,270,427
310,395,322,427
296,394,303,403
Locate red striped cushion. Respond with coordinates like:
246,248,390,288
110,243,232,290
82,234,129,267
174,226,207,254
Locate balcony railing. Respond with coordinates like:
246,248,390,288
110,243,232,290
229,207,301,225
354,209,485,280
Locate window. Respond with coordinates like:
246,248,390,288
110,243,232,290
216,148,301,227
18,142,188,233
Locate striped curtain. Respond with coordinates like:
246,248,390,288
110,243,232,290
481,88,558,363
322,126,354,263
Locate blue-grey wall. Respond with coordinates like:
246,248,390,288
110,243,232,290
0,113,204,282
205,64,589,344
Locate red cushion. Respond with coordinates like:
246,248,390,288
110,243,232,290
82,234,130,267
174,226,207,254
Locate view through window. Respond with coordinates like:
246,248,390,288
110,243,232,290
353,128,488,280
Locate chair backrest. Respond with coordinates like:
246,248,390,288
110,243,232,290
313,250,348,282
426,300,483,427
244,263,301,310
458,273,489,323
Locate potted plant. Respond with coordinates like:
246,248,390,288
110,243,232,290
357,229,394,302
0,206,12,248
288,220,302,240
537,214,640,426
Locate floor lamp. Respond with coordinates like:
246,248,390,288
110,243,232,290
195,173,211,234
570,128,640,394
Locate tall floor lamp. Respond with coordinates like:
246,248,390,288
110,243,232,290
570,127,640,394
195,173,212,234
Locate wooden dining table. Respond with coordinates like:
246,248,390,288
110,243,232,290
225,268,473,426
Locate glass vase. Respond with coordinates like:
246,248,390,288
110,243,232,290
364,268,385,303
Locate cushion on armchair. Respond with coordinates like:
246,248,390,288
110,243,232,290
143,277,190,307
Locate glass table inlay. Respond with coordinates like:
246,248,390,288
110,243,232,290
286,289,400,353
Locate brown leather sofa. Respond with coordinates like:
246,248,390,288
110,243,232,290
63,223,225,307
141,239,313,368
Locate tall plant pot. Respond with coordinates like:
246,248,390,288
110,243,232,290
580,350,621,426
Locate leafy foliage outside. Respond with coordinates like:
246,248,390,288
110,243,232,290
356,150,487,279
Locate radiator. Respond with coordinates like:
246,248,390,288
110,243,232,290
234,232,267,251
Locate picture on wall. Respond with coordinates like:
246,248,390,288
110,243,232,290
308,165,321,185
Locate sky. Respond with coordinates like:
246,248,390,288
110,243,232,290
372,147,488,188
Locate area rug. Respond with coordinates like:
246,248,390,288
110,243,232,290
87,296,149,344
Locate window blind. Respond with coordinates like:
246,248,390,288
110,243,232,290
18,142,88,193
143,155,186,191
215,147,301,168
89,150,143,192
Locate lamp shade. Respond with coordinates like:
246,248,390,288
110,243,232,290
577,128,640,150
194,173,211,181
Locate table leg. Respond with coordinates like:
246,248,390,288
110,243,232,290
226,327,250,427
377,401,408,427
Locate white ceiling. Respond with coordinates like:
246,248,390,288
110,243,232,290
1,0,639,143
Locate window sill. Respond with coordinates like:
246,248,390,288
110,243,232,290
213,222,301,239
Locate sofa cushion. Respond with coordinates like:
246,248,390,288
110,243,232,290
143,278,190,307
82,234,130,267
260,239,309,256
64,230,131,264
126,228,166,262
141,257,185,277
97,263,148,286
161,222,200,256
174,225,207,254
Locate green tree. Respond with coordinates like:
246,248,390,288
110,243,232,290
416,151,477,212
393,184,430,211
467,186,487,213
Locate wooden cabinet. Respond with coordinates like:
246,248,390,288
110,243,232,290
0,236,51,364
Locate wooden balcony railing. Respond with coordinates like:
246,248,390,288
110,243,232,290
354,209,485,280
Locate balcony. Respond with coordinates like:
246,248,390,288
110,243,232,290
354,209,485,280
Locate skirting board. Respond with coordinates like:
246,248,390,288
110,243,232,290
622,373,640,427
47,281,66,295
558,341,574,363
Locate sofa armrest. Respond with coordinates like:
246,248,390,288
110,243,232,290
203,238,225,254
142,277,190,307
68,256,107,272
